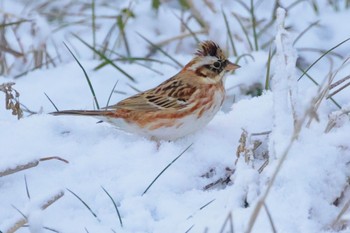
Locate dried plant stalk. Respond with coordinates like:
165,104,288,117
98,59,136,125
0,82,23,119
331,199,350,230
236,129,248,160
3,191,64,233
327,75,350,99
0,156,69,177
246,8,305,233
325,108,350,133
235,129,269,170
307,59,350,128
0,160,39,177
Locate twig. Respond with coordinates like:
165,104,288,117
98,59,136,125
0,156,69,177
263,203,277,233
152,30,208,48
0,82,23,119
3,191,64,233
327,75,350,99
331,199,350,229
219,212,234,233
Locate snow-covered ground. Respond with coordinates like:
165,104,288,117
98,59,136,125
1,1,350,233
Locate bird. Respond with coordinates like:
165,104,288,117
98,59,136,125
52,41,240,141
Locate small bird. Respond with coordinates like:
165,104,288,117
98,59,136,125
52,41,240,141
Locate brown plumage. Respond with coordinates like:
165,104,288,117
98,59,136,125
52,41,240,140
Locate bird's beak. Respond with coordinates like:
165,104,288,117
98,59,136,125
224,60,240,71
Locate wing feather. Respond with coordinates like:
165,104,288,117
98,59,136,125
107,76,197,111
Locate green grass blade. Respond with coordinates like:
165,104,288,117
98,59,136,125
286,0,308,11
310,0,319,14
232,12,254,51
235,53,255,64
67,188,100,222
263,203,277,233
63,42,100,109
93,54,177,71
72,33,137,83
222,10,237,56
142,143,193,196
298,37,350,81
137,33,183,68
152,0,161,10
44,92,59,111
101,186,123,228
105,80,119,108
24,175,31,199
91,0,96,59
11,204,27,219
117,15,131,57
185,225,194,233
257,19,275,39
0,19,30,28
265,47,272,90
250,0,259,51
297,66,341,109
235,0,250,12
293,20,319,46
199,199,215,210
173,12,200,44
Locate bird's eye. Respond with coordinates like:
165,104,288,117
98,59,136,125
213,61,221,69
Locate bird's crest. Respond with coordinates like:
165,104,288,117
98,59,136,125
195,40,226,60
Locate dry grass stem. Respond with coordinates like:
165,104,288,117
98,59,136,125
219,212,234,233
235,129,269,171
0,82,23,119
236,129,248,162
203,168,233,190
3,191,64,233
246,7,310,232
327,75,350,99
0,156,69,177
307,58,350,128
246,79,326,232
0,12,57,76
257,159,269,174
263,203,277,233
185,0,209,29
324,108,350,133
331,199,350,230
153,29,208,48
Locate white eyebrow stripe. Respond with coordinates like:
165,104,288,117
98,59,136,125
188,56,218,71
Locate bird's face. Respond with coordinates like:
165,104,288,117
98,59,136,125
185,41,240,84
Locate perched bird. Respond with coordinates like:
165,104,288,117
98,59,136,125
52,41,240,141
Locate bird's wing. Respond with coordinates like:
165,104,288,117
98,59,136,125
108,77,197,111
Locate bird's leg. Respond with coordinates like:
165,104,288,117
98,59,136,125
150,136,161,150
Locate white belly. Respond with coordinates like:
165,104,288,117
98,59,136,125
102,91,224,141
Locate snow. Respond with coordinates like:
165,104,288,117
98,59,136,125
269,7,299,159
1,1,350,233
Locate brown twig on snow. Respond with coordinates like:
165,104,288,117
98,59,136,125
327,75,350,99
331,199,350,230
0,82,23,119
0,156,69,177
3,191,64,233
235,129,269,171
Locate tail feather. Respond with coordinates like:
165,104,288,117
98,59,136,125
50,110,113,116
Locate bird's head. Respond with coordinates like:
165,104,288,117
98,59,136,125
185,40,240,83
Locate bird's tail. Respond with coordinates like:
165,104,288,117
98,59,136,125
50,110,113,116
